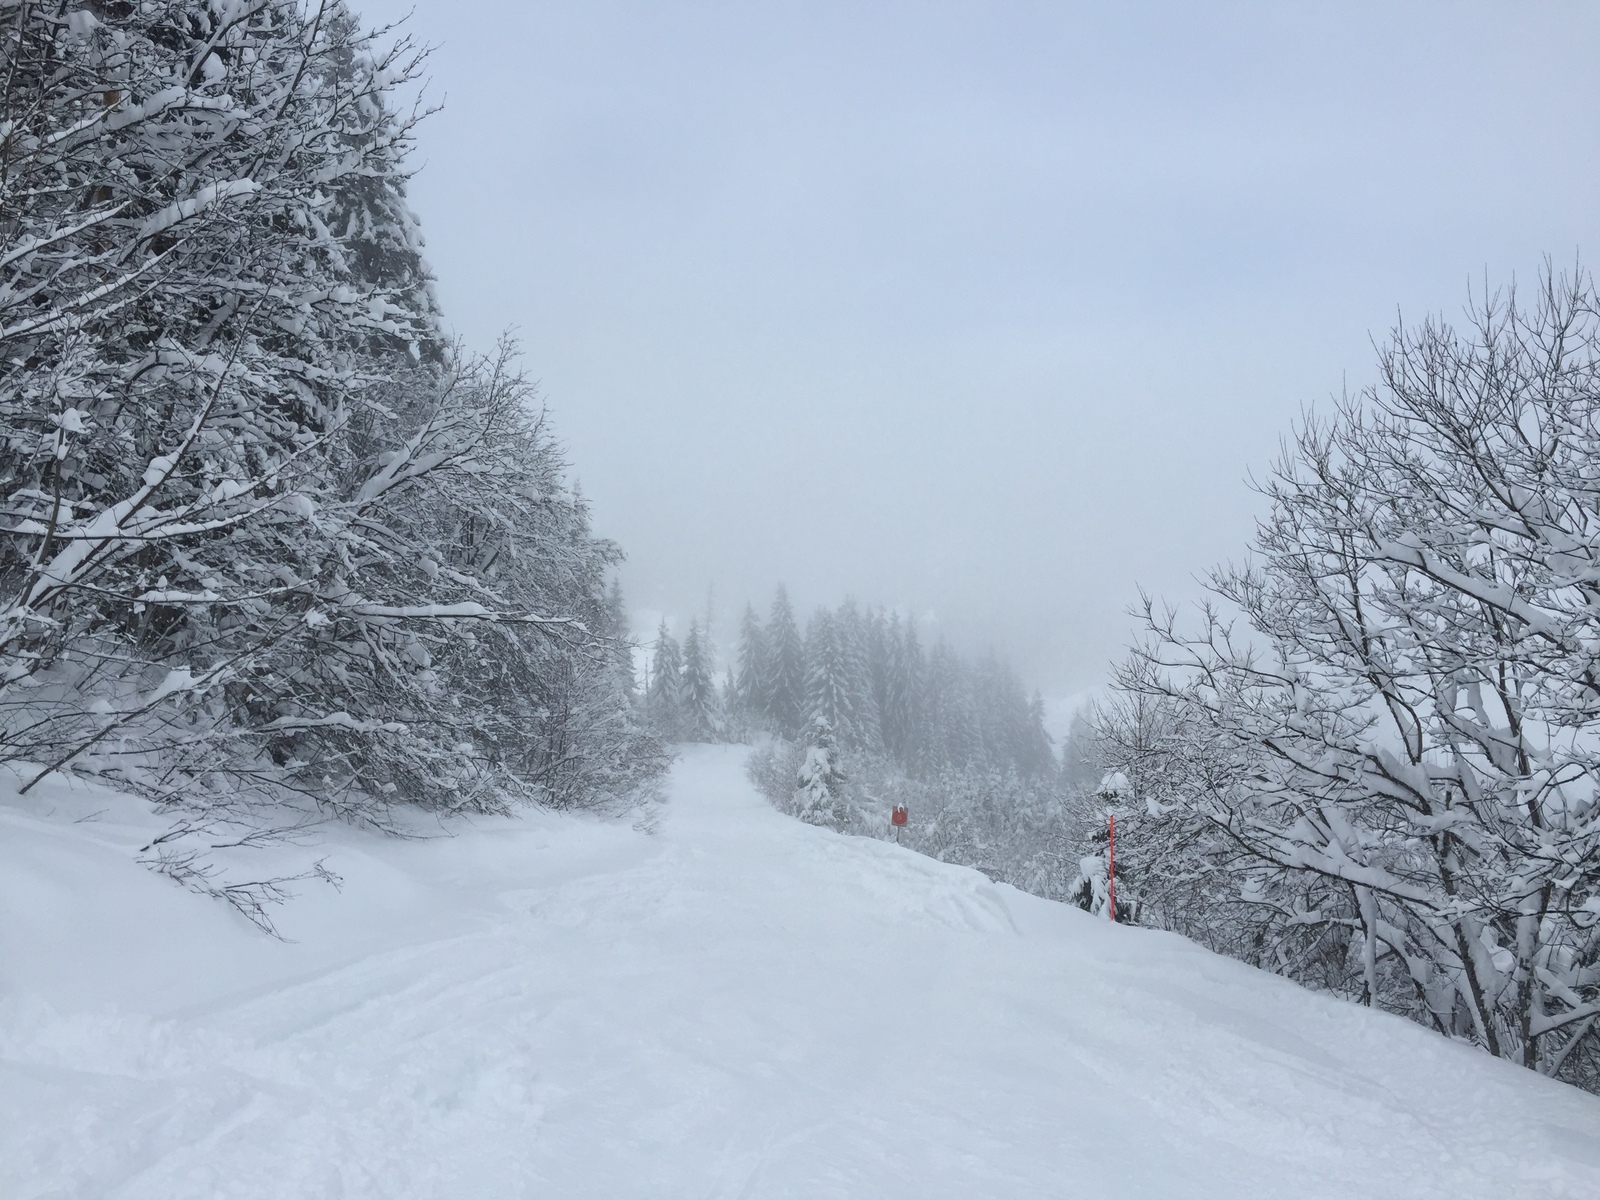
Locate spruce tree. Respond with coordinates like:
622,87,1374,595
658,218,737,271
1068,786,1136,923
647,622,685,739
970,654,1043,774
863,608,893,751
603,580,636,690
834,600,882,751
680,620,722,742
882,616,925,764
1022,692,1056,777
764,585,806,738
733,603,769,729
794,713,846,826
919,641,978,774
804,609,855,744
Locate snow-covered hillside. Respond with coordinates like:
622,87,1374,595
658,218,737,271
4,746,1598,1198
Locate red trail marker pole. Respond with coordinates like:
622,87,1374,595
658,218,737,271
1108,814,1116,922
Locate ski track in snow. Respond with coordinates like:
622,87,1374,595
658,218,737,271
4,744,1600,1198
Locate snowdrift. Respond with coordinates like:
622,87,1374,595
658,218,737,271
4,745,1598,1198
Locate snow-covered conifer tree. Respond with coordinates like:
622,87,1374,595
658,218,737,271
880,616,924,762
646,622,685,739
804,609,855,745
1023,693,1055,776
918,642,978,773
680,619,723,742
601,580,635,687
834,599,882,751
763,585,806,738
863,609,893,744
732,603,768,733
794,713,845,826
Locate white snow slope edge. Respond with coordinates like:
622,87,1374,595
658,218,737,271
4,745,1599,1199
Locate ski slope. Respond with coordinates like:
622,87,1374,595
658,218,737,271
4,744,1599,1198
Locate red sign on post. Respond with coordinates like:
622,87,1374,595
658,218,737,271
890,806,908,827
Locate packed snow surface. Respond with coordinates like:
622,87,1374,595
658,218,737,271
5,746,1600,1198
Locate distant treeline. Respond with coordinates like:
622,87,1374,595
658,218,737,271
644,586,1055,780
640,586,1079,903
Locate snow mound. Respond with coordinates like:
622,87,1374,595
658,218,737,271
4,745,1599,1198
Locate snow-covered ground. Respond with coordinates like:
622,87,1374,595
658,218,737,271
4,745,1599,1198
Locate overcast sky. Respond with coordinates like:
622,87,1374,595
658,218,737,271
361,0,1599,697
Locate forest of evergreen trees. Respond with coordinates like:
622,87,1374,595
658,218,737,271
642,587,1079,900
648,587,1053,774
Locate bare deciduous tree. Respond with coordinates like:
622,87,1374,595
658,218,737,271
1103,267,1600,1090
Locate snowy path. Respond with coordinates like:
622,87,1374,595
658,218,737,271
5,744,1600,1197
